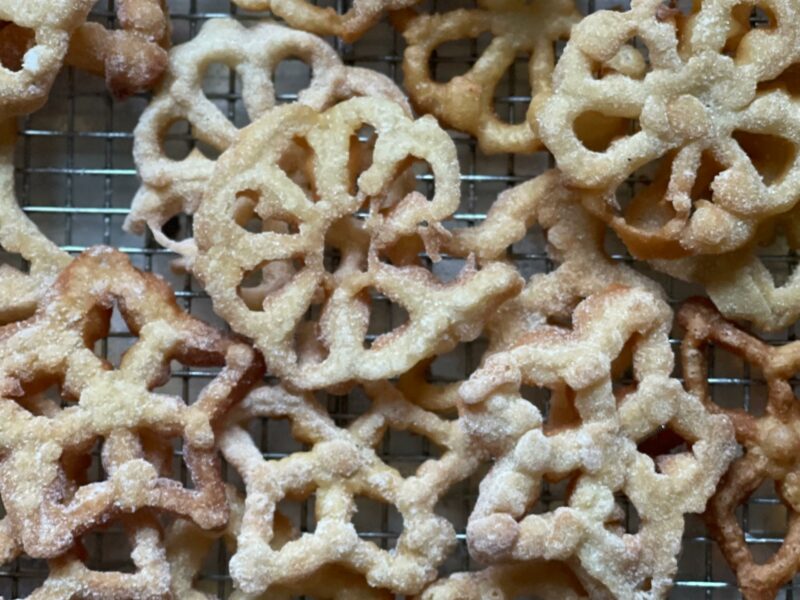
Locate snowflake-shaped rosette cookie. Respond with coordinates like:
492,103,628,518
538,0,800,258
193,96,522,390
0,247,263,559
680,298,800,599
459,287,735,599
218,383,480,596
0,408,174,600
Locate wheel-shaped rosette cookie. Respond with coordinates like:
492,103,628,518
218,383,480,596
420,561,588,600
231,0,419,42
459,287,735,598
0,0,95,118
443,170,664,353
679,299,800,599
193,96,522,390
0,246,263,559
127,18,410,259
399,0,581,154
65,0,170,96
538,0,800,257
0,120,70,323
166,485,392,599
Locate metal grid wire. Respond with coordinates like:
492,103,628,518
0,0,796,597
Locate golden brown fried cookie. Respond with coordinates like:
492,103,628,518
127,18,410,260
538,0,800,257
193,96,522,390
219,383,481,596
680,299,800,599
400,0,581,154
0,246,263,558
4,407,173,599
459,287,735,598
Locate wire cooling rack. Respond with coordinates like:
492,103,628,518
0,0,797,598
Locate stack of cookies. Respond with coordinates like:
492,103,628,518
0,1,798,598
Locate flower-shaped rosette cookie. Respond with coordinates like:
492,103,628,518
538,0,800,257
400,0,581,154
218,383,480,596
193,96,522,390
459,287,735,599
127,18,410,258
680,298,800,600
0,247,263,559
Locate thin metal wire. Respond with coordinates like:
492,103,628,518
1,0,794,598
